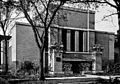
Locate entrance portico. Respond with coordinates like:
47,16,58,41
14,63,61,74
62,52,93,74
48,51,102,74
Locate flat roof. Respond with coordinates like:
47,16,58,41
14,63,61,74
0,35,11,41
15,22,115,35
60,6,95,14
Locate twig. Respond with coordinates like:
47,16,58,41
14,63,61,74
102,12,118,21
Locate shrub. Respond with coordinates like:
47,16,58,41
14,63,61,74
0,77,9,84
63,63,72,72
16,61,40,80
107,63,120,75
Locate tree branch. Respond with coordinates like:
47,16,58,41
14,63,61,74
113,0,119,7
104,0,117,9
5,12,22,30
0,21,5,33
102,12,118,21
31,1,45,24
40,0,47,10
19,0,42,49
70,0,117,9
47,1,64,29
71,0,106,3
44,0,51,26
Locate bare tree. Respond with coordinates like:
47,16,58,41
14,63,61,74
14,0,69,80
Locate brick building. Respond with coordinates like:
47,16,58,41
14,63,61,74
0,7,114,74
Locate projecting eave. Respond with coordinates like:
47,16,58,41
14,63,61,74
60,6,95,14
52,25,115,35
15,22,115,35
15,22,44,28
0,35,11,41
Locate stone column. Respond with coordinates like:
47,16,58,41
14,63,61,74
92,51,102,73
67,30,71,51
96,52,102,71
92,52,96,73
75,31,79,52
48,27,51,74
51,49,55,75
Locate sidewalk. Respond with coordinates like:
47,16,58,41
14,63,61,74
9,75,100,84
86,74,120,79
46,74,120,80
45,74,100,80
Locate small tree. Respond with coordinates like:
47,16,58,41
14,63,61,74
0,0,21,74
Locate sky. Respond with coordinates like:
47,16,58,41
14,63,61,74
95,2,119,34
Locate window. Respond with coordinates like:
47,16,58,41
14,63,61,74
79,31,83,52
61,29,83,52
62,29,67,51
71,30,75,51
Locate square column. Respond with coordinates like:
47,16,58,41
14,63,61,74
75,31,79,52
67,30,71,51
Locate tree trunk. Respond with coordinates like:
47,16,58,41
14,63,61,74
39,28,48,81
40,48,45,81
39,29,48,81
4,36,8,74
117,12,120,59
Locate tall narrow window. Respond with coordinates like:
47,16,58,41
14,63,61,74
79,31,83,52
71,30,75,51
67,30,71,51
62,29,67,51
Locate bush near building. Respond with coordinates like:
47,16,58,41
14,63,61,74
0,77,9,84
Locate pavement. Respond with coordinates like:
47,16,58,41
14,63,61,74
8,74,120,84
45,74,120,80
86,74,120,79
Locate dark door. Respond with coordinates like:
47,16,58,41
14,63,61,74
71,61,80,74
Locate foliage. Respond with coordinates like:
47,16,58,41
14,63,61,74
63,63,72,72
0,77,9,84
78,63,90,71
15,61,40,80
107,63,120,75
20,61,34,71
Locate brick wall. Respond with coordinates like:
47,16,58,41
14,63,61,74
16,23,41,64
95,32,114,70
57,7,95,29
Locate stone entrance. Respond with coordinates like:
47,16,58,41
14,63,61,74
62,61,92,74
